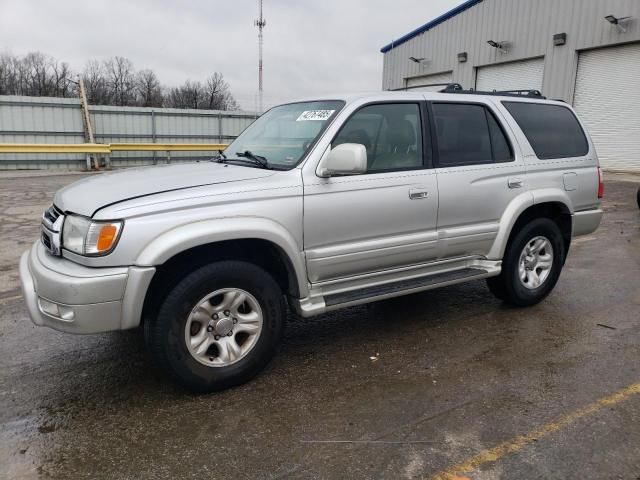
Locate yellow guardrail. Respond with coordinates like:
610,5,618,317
0,142,229,170
0,143,112,154
0,143,228,154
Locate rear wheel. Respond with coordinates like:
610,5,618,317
487,218,565,307
145,261,285,392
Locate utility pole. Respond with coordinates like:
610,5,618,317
254,0,266,113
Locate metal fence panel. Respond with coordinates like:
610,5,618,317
0,95,257,169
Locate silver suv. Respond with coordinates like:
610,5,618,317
20,90,603,391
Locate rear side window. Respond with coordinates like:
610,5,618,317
503,102,589,159
431,103,513,167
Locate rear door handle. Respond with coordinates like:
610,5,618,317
508,177,523,189
409,189,429,199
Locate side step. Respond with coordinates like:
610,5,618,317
325,267,488,307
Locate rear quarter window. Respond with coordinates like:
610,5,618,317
503,102,589,159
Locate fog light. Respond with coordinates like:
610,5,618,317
38,298,75,321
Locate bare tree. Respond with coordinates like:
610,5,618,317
166,80,205,109
204,73,226,109
51,60,72,97
0,51,240,110
104,56,136,106
11,54,32,95
0,54,11,95
136,69,163,107
82,60,109,105
205,73,238,110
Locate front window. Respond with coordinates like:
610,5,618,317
224,100,344,169
332,103,424,172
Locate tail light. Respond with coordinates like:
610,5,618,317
597,167,604,199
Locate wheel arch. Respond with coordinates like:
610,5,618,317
137,218,307,325
489,192,573,260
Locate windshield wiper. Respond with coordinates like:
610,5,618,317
236,150,270,169
217,149,227,159
215,150,272,169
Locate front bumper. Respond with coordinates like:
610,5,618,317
572,208,603,237
19,242,155,334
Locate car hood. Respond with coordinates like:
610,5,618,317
54,162,276,217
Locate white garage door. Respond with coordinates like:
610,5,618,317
573,43,640,172
405,71,453,91
475,57,545,92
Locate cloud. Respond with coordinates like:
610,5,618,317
0,0,459,109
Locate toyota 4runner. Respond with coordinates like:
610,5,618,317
20,89,603,391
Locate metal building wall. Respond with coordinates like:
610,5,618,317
382,0,640,101
0,95,258,169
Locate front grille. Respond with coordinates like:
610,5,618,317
41,204,63,256
41,231,52,250
43,205,63,226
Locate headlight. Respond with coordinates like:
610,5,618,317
62,215,123,256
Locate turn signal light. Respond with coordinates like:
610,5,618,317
97,224,119,252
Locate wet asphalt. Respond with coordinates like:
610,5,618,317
0,171,639,480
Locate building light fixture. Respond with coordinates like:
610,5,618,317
487,40,508,53
605,14,631,33
457,52,468,63
553,33,567,46
409,57,431,68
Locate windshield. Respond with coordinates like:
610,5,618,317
224,100,345,169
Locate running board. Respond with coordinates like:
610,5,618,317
324,267,486,306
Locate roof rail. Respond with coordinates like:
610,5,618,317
439,84,546,98
390,82,464,92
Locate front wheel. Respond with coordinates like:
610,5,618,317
487,218,565,307
145,261,285,392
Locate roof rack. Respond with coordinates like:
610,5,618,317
438,83,546,99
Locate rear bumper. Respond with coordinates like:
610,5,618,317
572,208,603,237
19,242,155,334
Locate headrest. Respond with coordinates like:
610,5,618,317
387,120,416,147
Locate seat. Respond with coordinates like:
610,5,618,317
371,120,420,171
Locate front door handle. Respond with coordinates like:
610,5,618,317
508,177,523,189
409,189,429,200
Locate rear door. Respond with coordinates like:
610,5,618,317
429,100,527,259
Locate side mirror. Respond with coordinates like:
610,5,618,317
317,143,367,177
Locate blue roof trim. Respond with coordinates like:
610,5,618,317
380,0,483,53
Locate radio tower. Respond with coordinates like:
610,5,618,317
254,0,266,113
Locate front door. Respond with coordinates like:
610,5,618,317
302,102,439,283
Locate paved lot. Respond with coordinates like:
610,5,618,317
0,170,639,480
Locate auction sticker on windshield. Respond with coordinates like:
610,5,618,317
296,110,335,121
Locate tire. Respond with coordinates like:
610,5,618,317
636,186,640,210
486,218,565,307
145,260,285,392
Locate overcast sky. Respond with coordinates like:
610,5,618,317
0,0,459,110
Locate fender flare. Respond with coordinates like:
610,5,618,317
135,216,309,297
487,189,573,259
